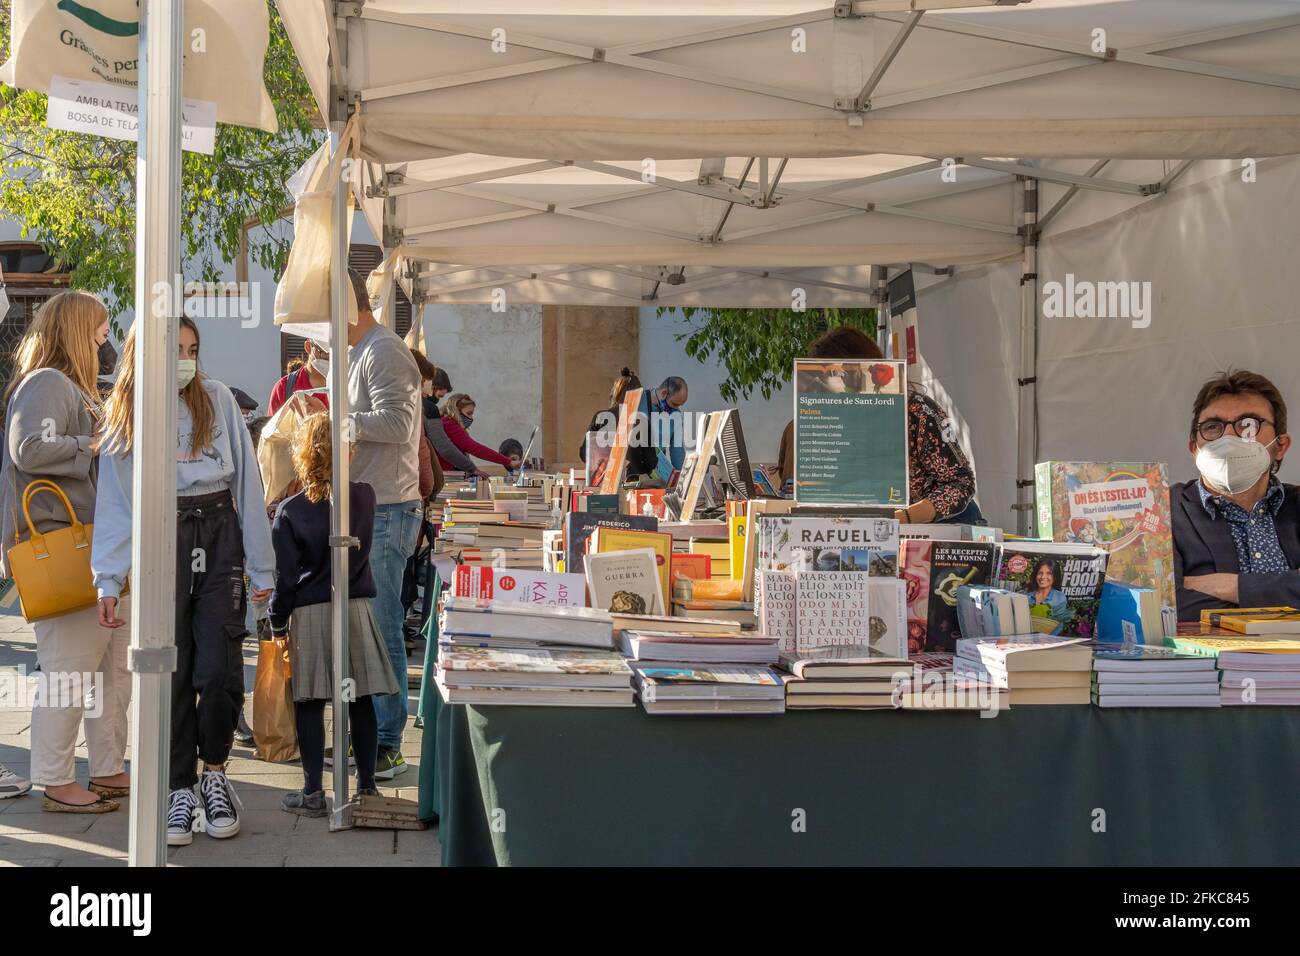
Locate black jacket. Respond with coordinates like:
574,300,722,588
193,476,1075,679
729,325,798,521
1171,478,1300,622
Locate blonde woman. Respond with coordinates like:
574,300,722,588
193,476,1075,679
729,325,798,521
269,413,397,816
92,316,274,846
0,291,128,813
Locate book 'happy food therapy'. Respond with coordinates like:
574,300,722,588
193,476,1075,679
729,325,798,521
992,541,1109,639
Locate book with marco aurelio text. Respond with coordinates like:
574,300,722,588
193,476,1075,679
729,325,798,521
795,571,869,653
584,547,665,616
1035,461,1174,614
900,539,995,654
757,570,797,652
992,541,1109,639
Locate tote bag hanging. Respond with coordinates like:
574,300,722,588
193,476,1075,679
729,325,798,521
5,478,98,621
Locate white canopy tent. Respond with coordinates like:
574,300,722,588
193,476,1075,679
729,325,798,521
277,0,1300,510
271,0,1300,820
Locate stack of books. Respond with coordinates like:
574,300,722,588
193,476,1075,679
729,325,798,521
618,615,776,666
893,653,1007,712
436,598,633,707
616,614,782,714
1090,645,1221,708
632,665,785,715
1170,630,1300,706
778,645,911,710
1199,606,1300,635
953,636,1093,704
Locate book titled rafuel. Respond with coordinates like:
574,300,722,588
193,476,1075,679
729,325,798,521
901,540,996,653
993,542,1109,639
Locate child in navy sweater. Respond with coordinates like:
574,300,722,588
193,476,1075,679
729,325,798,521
269,414,399,815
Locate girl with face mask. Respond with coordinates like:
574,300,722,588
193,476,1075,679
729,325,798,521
437,392,518,472
267,340,330,417
92,316,275,847
0,292,129,813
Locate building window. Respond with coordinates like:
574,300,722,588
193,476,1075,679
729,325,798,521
0,242,73,399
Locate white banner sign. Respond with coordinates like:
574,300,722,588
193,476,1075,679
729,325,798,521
46,75,216,154
0,0,276,133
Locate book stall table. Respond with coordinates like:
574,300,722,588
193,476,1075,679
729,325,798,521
419,703,1300,866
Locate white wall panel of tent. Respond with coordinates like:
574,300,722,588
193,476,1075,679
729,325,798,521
918,155,1300,528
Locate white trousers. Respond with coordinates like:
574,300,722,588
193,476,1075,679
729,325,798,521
30,598,132,787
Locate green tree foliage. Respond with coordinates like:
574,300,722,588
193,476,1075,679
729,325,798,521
661,307,878,402
0,2,321,313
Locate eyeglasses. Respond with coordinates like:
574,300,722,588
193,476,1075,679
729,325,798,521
1195,415,1273,442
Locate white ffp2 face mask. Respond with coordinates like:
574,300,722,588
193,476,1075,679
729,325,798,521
1196,435,1276,495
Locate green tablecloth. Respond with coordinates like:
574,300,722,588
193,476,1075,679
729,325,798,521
422,704,1300,866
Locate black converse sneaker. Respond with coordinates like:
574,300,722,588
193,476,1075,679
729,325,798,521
199,768,241,839
167,788,199,847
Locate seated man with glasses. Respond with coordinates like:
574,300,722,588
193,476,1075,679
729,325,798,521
1173,369,1298,622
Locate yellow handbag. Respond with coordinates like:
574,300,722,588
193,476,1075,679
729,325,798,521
6,478,99,622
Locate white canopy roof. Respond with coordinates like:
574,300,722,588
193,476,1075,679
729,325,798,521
277,0,1300,305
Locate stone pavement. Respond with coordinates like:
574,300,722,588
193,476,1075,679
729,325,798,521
0,614,440,867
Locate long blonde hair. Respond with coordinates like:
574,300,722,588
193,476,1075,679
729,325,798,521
4,291,105,415
292,412,334,504
96,315,214,455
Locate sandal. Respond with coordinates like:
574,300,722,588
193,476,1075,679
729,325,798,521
88,781,130,799
43,792,119,814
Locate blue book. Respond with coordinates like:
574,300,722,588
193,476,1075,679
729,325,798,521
1096,580,1158,644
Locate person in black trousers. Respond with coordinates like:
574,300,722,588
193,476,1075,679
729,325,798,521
269,413,400,815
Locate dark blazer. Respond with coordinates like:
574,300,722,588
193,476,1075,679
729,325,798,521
1171,479,1300,622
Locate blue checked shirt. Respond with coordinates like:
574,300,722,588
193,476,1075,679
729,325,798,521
1197,477,1291,574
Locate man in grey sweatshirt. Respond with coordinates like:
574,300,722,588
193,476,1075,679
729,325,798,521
329,270,422,778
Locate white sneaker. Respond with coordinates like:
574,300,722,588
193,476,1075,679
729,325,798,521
0,762,31,799
199,768,241,839
167,788,199,846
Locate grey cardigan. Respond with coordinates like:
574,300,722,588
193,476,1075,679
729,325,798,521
0,368,98,567
425,414,475,473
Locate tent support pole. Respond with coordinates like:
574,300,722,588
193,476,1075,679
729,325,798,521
328,1,357,832
871,264,889,354
127,0,183,869
1015,177,1039,536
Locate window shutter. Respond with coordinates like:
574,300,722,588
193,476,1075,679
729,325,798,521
279,244,411,369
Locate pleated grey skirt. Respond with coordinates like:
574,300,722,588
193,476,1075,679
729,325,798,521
287,598,401,703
